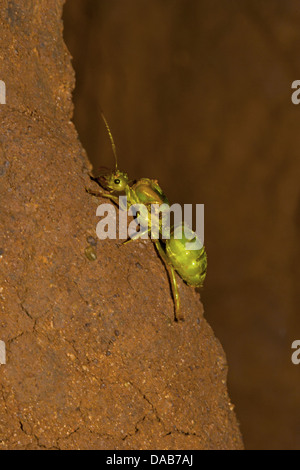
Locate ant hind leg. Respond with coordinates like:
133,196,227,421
154,241,183,322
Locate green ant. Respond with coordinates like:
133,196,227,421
87,113,207,321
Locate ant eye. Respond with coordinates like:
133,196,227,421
114,179,120,184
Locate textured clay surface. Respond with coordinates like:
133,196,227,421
0,0,243,449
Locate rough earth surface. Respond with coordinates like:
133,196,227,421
0,0,243,450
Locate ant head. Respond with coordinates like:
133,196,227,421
98,169,129,192
98,110,130,191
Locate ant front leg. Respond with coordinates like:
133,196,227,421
86,187,119,205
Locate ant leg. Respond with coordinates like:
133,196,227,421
154,241,182,322
167,265,182,321
86,188,104,197
122,227,150,245
86,188,119,204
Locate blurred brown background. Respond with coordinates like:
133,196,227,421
63,0,300,450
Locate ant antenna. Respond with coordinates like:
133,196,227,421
100,110,118,170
